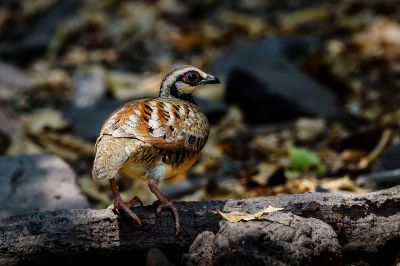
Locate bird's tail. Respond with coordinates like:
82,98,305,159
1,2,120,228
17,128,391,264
92,136,130,180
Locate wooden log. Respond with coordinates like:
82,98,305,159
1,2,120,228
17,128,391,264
0,186,399,265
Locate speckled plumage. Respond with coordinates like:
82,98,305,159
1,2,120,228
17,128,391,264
93,97,209,181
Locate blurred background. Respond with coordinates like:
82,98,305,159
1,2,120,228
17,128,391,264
1,0,400,218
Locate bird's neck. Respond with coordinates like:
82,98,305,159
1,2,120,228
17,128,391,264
159,84,196,104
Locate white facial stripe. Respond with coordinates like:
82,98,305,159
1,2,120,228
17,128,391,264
175,81,195,94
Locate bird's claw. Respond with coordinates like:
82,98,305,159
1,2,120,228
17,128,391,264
113,197,142,226
155,200,180,235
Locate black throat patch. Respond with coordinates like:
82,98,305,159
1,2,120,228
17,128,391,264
164,84,196,104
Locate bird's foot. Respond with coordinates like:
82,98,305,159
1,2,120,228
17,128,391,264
154,199,180,235
112,197,142,226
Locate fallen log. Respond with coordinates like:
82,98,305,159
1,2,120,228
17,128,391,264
0,186,399,265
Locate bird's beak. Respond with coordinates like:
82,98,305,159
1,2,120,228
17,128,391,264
201,74,220,85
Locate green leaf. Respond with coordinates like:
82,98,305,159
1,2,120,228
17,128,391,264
47,28,68,61
289,147,326,176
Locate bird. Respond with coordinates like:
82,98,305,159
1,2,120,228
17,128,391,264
92,65,220,234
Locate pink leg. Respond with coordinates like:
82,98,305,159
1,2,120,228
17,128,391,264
109,177,142,225
148,179,180,235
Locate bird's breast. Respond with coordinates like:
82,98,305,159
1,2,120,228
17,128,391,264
121,149,200,181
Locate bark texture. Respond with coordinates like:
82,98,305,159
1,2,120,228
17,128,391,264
0,186,399,265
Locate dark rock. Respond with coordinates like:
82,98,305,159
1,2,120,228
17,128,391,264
356,144,400,189
357,169,400,189
184,212,341,266
0,154,89,219
210,37,322,83
211,38,340,124
66,97,227,141
373,144,400,171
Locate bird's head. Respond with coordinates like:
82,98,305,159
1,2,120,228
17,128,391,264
159,65,220,103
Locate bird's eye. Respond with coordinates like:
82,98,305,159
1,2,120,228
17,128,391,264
182,72,200,84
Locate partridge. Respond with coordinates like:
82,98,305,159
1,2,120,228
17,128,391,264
92,65,220,234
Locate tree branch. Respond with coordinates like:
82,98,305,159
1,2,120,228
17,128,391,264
0,186,399,265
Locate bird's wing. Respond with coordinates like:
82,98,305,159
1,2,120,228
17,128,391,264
92,136,142,180
99,98,209,152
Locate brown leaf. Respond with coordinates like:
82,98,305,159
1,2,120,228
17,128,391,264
21,109,69,134
319,177,369,193
353,17,400,59
218,205,284,223
295,118,326,142
107,71,162,100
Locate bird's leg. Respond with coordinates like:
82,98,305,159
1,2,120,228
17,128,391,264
148,179,180,235
109,177,142,225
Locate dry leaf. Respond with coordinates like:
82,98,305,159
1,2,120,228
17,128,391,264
107,71,162,99
218,205,284,223
295,118,326,142
319,176,369,193
32,132,94,160
21,109,69,134
353,17,400,59
332,149,368,172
